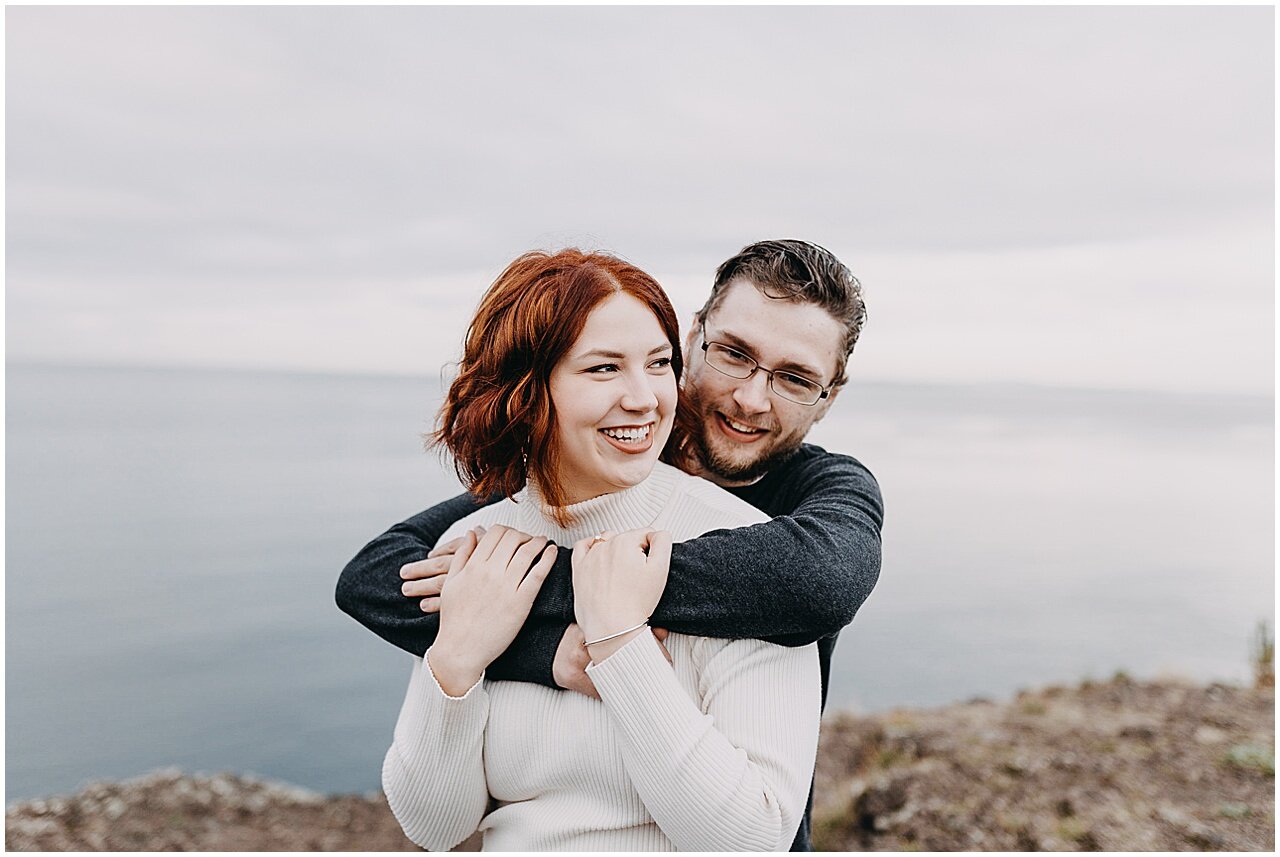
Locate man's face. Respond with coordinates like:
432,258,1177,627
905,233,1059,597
683,279,844,485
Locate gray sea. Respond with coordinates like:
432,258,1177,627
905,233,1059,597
5,363,1274,802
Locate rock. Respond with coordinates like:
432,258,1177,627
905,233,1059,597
1195,725,1229,744
103,799,126,821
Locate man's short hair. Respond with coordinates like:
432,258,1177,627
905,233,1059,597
696,239,866,385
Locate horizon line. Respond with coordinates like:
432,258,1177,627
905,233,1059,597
6,357,1274,403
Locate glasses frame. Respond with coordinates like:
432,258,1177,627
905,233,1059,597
698,336,834,406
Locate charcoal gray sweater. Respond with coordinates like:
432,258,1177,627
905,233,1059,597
336,442,883,851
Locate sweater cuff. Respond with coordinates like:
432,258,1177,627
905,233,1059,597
584,629,673,691
424,647,485,700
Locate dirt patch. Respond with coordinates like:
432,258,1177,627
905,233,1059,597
6,677,1273,851
4,770,418,852
812,677,1274,851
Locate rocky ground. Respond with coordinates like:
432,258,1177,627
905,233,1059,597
812,676,1274,851
6,676,1273,851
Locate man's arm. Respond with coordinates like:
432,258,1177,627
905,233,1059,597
335,492,572,685
339,449,881,674
652,450,883,645
506,449,880,645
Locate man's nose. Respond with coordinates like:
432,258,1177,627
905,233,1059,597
731,369,772,415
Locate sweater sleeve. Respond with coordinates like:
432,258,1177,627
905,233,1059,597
650,452,884,645
335,493,570,685
381,654,491,851
586,632,820,851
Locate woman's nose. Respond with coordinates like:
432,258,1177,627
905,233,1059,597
620,372,660,412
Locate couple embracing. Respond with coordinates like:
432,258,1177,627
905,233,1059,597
336,240,884,852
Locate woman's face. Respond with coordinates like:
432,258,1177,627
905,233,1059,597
548,291,678,505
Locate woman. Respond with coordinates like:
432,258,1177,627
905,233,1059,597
383,249,820,851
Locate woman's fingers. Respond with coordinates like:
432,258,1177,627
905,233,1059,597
518,544,558,597
608,529,653,554
476,525,537,568
643,530,673,572
448,529,479,574
496,526,531,561
419,595,441,613
579,530,617,553
471,524,509,563
507,536,549,578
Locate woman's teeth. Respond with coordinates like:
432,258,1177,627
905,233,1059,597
601,425,651,443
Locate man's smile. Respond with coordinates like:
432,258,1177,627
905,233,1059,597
714,412,770,442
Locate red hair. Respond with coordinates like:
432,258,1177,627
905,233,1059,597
432,249,696,521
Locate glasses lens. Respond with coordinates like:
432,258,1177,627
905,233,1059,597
770,374,823,405
705,343,756,379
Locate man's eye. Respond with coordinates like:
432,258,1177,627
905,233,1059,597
721,347,751,364
776,373,819,393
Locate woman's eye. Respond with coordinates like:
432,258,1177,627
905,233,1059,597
586,363,619,374
650,357,673,370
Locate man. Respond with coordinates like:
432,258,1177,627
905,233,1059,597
337,239,883,851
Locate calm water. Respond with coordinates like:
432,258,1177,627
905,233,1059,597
5,363,1274,802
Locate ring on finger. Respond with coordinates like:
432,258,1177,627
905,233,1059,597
590,533,609,546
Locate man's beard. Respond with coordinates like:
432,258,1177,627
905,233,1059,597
688,398,805,484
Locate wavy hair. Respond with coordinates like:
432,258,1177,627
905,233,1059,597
432,249,696,523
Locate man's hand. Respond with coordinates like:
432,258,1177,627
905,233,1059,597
400,526,486,612
552,624,599,700
552,624,674,700
651,627,674,667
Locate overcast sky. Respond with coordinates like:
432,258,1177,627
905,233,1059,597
6,6,1274,395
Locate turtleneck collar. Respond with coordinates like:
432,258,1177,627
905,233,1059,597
512,461,681,544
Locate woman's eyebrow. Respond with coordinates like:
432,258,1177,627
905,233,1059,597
577,344,672,360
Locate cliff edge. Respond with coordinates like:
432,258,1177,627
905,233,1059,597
6,677,1273,851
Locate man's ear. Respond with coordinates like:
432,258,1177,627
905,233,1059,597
813,384,841,422
684,313,702,355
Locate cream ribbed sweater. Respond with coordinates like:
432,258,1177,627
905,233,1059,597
382,462,821,852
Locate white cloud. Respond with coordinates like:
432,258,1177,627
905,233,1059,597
5,6,1272,395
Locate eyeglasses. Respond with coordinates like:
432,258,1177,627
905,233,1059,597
699,337,833,406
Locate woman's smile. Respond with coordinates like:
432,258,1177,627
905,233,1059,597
599,422,655,452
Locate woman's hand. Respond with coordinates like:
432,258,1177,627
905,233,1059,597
400,526,487,612
428,525,557,695
571,529,673,663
